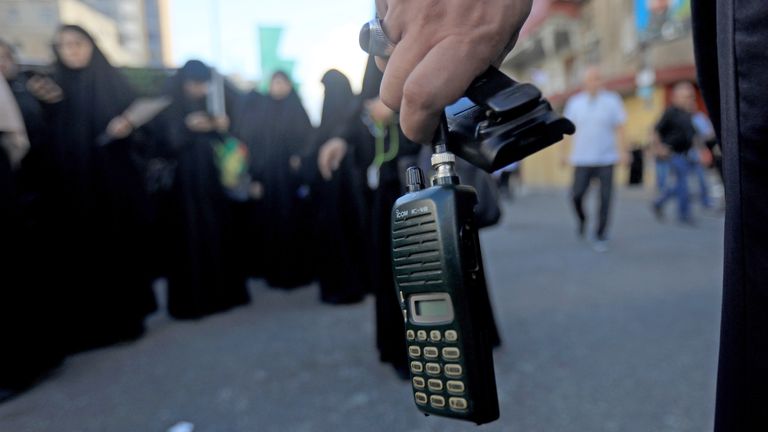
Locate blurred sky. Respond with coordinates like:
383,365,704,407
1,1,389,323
169,0,374,123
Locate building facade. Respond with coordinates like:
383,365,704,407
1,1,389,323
502,0,697,187
0,0,170,67
143,0,172,67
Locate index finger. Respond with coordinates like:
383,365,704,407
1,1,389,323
398,37,495,143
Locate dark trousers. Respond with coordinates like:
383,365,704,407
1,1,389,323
693,0,768,430
571,165,614,240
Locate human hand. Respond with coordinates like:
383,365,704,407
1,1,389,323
27,75,64,104
654,143,671,159
318,138,348,180
185,112,214,133
618,151,631,166
365,98,394,125
213,115,230,132
106,115,133,139
374,0,533,143
0,132,30,169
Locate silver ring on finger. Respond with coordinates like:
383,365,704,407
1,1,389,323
359,16,396,59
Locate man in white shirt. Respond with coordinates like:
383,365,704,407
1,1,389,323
563,66,627,251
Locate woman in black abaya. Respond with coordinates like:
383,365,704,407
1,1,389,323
0,40,63,399
232,71,314,289
44,25,156,353
155,60,249,320
334,57,422,378
309,70,368,304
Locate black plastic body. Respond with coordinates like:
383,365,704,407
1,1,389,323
392,183,499,425
446,67,575,173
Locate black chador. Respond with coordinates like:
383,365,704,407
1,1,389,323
0,50,63,398
309,70,368,304
45,26,156,353
340,57,422,378
232,71,314,289
155,60,249,320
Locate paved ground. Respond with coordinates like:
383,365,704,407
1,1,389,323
0,187,724,432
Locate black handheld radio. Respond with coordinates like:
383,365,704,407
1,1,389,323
391,68,574,424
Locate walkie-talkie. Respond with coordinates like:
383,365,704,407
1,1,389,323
392,69,574,425
392,123,499,425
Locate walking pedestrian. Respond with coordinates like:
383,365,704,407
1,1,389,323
563,66,627,252
651,82,698,224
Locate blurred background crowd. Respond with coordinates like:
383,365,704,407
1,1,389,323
0,22,453,398
0,0,724,430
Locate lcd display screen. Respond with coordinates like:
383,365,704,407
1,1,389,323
415,299,451,318
409,293,454,325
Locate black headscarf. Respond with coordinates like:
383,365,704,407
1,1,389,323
163,59,212,120
317,69,355,146
50,25,136,180
234,70,312,179
268,69,312,156
52,25,135,142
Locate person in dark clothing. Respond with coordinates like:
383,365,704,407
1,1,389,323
326,56,422,378
309,70,368,304
1,42,52,195
652,82,697,223
232,71,314,289
35,25,156,354
229,90,269,279
691,1,768,430
155,60,249,320
0,47,63,401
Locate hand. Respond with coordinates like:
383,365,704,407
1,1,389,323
213,115,230,132
318,138,348,180
375,0,533,143
185,112,214,133
618,151,631,166
0,132,30,169
365,98,394,125
654,143,671,159
248,181,264,200
106,115,133,139
27,75,63,104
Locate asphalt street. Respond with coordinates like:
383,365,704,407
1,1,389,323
0,188,724,432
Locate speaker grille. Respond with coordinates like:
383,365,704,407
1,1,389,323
393,211,442,286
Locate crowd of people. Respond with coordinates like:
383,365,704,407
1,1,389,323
0,25,504,401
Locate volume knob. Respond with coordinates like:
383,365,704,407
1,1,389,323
406,166,425,193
